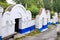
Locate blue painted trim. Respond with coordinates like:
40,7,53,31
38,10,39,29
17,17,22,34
18,25,35,34
42,24,48,29
48,22,58,24
0,36,2,40
38,24,48,32
39,27,43,31
53,22,58,24
48,22,53,25
49,22,58,24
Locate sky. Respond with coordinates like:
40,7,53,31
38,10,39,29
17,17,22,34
6,0,16,4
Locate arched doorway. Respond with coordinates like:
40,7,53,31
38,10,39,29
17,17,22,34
15,18,19,32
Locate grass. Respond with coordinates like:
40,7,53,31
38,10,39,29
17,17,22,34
48,25,51,29
14,29,41,40
26,29,41,36
58,22,60,24
14,36,25,40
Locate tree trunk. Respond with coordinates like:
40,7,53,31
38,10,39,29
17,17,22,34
25,3,27,8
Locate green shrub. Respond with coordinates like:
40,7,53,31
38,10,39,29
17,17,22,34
50,11,55,19
0,2,10,10
27,5,39,18
58,22,60,24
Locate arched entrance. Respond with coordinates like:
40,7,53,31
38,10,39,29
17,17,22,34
4,4,35,34
15,18,19,32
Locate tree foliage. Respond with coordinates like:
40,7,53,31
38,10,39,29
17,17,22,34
43,0,52,10
0,0,10,9
0,0,6,2
53,0,60,12
13,0,60,17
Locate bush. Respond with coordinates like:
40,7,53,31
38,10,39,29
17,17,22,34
50,11,55,19
0,2,10,10
27,5,39,18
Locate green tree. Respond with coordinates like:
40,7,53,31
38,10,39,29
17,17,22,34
53,0,60,12
13,0,44,8
13,0,31,8
0,0,10,9
43,0,53,10
0,0,6,2
32,0,44,8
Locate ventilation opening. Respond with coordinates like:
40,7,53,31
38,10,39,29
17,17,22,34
15,19,19,32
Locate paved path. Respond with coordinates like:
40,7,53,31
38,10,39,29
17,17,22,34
57,24,60,40
16,25,57,40
57,24,60,32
